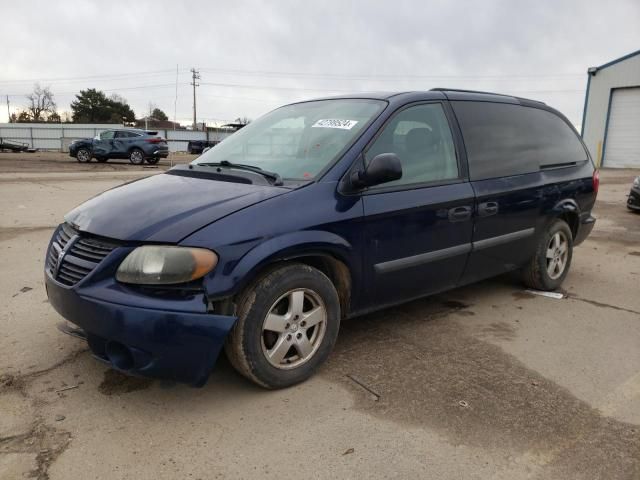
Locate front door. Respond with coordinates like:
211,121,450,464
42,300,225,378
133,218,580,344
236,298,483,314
93,130,115,158
361,102,474,309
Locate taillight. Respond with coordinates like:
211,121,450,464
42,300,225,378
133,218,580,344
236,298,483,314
145,137,165,144
592,169,600,195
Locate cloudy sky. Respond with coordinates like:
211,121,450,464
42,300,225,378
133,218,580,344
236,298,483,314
1,0,639,128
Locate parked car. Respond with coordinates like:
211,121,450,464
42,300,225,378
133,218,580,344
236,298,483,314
46,89,598,389
69,129,169,165
628,176,640,211
187,140,219,154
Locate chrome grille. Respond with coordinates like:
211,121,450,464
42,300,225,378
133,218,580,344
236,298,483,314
47,223,119,286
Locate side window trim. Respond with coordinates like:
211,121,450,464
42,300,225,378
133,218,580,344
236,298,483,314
361,101,467,194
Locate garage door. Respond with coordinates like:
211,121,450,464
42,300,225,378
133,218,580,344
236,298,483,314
604,87,640,168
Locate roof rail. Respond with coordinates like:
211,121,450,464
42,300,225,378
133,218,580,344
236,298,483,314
430,88,546,105
430,87,514,97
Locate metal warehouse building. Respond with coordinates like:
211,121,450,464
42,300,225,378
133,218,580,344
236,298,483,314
582,49,640,168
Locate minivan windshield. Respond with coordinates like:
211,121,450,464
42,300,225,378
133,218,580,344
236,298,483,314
192,99,385,181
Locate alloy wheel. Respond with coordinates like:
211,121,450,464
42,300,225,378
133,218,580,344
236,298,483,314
77,149,90,162
546,231,569,280
130,150,144,164
261,289,327,369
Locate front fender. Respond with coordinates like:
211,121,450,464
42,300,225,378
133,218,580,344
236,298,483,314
203,230,354,298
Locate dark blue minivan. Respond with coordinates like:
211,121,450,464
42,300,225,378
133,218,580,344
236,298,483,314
45,89,598,388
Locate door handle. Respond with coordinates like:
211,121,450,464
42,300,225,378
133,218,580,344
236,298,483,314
448,206,472,222
478,201,499,217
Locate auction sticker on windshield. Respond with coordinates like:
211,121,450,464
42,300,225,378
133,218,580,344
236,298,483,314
312,119,358,130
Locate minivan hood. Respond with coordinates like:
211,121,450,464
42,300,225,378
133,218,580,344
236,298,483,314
65,172,289,242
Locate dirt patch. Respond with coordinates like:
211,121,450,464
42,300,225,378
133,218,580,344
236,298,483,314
323,296,640,478
0,374,27,397
98,369,153,396
0,420,72,480
0,226,55,242
477,321,517,341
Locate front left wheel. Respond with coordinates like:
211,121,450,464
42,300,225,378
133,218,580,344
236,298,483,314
76,148,91,163
225,264,341,389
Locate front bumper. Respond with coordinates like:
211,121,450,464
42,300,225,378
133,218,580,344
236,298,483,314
628,188,640,211
45,270,236,386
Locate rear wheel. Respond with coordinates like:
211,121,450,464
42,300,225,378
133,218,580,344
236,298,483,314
76,148,91,163
522,219,573,291
145,157,160,165
129,148,145,165
225,264,341,389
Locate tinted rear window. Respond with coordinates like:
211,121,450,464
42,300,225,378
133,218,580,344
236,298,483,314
452,101,587,181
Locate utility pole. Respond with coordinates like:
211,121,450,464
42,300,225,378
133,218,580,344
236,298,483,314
6,96,10,123
190,68,200,130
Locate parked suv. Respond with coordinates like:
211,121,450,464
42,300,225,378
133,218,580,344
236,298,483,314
46,90,597,388
69,129,169,165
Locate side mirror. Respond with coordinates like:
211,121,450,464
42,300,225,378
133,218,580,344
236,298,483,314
350,153,402,189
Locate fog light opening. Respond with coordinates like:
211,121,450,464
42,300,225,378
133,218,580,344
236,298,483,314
105,341,135,371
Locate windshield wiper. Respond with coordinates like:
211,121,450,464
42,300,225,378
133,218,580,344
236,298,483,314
197,160,283,186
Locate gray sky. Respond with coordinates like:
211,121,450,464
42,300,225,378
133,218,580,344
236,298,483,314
1,0,639,127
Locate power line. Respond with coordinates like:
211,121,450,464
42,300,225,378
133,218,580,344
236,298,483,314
198,66,584,80
0,66,584,88
0,68,190,85
199,81,584,95
199,81,354,93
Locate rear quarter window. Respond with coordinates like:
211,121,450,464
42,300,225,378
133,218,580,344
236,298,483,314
452,101,587,181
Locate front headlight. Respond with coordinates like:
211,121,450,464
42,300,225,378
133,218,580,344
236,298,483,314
633,177,640,188
116,246,218,285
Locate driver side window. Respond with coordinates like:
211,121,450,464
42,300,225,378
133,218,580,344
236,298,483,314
365,103,459,188
100,130,115,140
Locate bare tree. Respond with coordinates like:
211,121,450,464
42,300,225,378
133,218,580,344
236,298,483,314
26,84,56,121
110,93,128,105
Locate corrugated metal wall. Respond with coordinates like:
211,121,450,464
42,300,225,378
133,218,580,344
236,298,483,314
0,124,233,152
582,52,640,167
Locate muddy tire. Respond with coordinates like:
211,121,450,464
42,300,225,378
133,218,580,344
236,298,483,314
225,264,340,389
522,219,573,291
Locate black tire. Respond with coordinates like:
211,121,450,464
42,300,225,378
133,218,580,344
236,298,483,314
76,148,91,163
522,219,573,291
225,264,341,389
96,157,108,163
145,157,160,165
128,148,145,165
